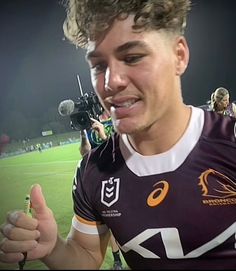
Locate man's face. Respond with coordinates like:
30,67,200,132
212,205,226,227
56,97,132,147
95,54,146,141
86,16,189,135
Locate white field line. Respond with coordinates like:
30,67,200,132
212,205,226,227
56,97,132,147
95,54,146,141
23,172,73,176
0,160,78,168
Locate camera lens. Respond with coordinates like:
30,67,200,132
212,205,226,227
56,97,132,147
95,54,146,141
70,111,92,131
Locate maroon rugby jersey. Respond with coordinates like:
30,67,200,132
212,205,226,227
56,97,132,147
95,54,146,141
72,106,236,270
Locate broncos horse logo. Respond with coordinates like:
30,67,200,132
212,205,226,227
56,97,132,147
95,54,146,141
199,169,236,198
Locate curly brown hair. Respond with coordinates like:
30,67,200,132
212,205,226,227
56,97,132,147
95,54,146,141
63,0,191,48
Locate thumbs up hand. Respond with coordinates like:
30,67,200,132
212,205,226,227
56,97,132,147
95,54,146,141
0,184,58,263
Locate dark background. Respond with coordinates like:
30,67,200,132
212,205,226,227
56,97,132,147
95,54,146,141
0,0,235,141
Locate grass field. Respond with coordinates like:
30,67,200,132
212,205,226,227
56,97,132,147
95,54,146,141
0,143,128,270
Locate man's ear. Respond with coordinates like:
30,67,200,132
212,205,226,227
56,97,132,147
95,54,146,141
175,36,189,76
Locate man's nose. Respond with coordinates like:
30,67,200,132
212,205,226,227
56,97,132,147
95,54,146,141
104,64,128,92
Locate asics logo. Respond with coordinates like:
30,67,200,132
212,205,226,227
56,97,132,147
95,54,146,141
147,180,169,207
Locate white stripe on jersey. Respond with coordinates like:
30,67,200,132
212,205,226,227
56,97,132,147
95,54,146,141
120,106,204,176
72,215,108,235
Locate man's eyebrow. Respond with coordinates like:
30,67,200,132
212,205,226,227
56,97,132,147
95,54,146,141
86,50,101,60
116,40,148,53
86,40,147,60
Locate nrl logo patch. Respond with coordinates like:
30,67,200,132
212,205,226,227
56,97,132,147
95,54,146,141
101,177,120,207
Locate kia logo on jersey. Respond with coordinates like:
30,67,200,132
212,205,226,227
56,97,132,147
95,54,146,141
101,177,120,207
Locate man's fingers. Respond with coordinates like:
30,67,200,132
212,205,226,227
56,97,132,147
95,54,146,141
0,250,24,263
0,224,40,241
6,212,38,230
0,238,37,253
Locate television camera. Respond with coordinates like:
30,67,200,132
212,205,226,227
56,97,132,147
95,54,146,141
58,92,104,131
70,92,104,131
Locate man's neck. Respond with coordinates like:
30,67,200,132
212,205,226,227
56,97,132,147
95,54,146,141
127,105,192,156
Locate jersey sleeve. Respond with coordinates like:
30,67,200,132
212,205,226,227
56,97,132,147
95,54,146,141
71,158,108,235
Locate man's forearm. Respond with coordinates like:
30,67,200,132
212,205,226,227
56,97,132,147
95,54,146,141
42,236,100,270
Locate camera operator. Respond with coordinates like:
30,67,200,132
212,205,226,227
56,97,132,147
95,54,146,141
79,119,106,156
79,112,123,270
79,112,112,156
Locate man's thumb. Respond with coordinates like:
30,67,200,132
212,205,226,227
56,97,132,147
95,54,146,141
30,184,48,216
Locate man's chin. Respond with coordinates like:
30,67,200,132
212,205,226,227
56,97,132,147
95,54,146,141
118,126,140,136
112,114,143,134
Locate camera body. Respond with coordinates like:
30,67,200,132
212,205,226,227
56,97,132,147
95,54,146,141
70,92,104,131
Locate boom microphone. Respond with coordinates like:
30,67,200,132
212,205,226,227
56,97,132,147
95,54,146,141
58,99,75,116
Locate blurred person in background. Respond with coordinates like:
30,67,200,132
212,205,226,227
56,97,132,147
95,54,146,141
0,134,10,155
210,87,236,117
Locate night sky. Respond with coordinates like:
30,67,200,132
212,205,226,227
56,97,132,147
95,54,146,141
0,0,235,136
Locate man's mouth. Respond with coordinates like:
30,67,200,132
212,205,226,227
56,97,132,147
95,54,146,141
112,99,137,108
105,96,139,109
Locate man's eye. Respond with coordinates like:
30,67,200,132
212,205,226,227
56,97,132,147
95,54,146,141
124,55,143,64
91,62,107,74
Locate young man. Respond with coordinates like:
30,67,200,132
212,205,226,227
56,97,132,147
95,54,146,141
0,0,236,270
